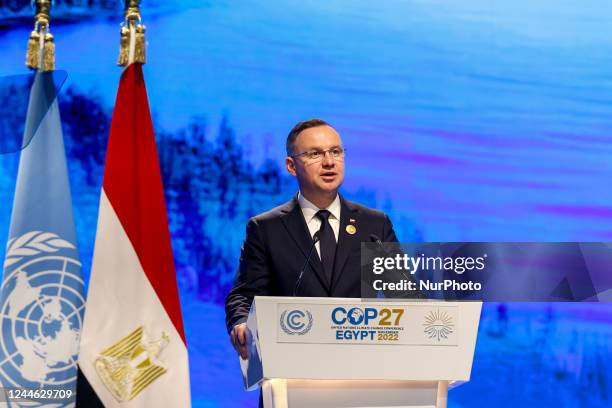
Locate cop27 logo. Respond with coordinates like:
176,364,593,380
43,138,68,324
280,310,313,335
332,307,404,326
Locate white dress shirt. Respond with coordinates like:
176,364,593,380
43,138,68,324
298,192,341,259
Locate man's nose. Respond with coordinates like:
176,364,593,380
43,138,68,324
321,151,335,166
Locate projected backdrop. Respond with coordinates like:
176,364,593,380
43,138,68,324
1,1,611,407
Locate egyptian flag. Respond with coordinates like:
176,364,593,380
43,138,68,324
77,64,190,407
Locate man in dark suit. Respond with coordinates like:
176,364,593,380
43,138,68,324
225,119,398,359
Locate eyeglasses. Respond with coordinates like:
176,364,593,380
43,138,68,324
290,147,346,163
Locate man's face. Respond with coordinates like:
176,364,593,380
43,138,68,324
286,125,345,197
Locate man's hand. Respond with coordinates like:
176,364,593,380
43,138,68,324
229,322,249,360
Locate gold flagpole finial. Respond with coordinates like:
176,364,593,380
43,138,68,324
118,0,146,66
34,0,51,25
26,0,55,71
124,0,142,21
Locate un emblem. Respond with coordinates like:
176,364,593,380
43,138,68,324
0,231,84,387
280,310,313,335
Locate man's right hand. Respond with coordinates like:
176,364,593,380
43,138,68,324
229,322,249,360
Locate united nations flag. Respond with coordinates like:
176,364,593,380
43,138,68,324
0,71,84,403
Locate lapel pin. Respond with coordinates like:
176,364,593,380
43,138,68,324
349,218,356,223
346,225,357,235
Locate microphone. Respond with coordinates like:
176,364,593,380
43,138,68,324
369,234,422,298
293,232,320,296
370,234,388,253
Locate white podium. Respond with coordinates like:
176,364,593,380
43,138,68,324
240,296,482,408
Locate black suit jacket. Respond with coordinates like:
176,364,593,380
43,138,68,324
225,194,398,332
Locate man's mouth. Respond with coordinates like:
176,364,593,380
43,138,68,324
320,172,337,182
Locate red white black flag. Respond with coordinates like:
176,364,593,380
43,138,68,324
78,64,190,407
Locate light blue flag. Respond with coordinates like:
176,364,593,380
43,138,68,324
0,71,84,404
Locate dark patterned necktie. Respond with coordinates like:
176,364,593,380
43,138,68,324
316,210,336,286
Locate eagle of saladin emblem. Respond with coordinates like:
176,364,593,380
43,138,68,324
95,326,170,402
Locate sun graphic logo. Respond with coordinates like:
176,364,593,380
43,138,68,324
423,309,454,341
0,231,84,390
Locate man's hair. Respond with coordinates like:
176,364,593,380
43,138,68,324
286,118,331,156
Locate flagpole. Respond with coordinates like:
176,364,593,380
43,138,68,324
3,2,84,404
78,2,191,405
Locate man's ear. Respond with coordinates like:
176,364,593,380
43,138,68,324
286,157,297,176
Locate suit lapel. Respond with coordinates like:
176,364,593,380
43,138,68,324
280,196,330,294
330,197,360,293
